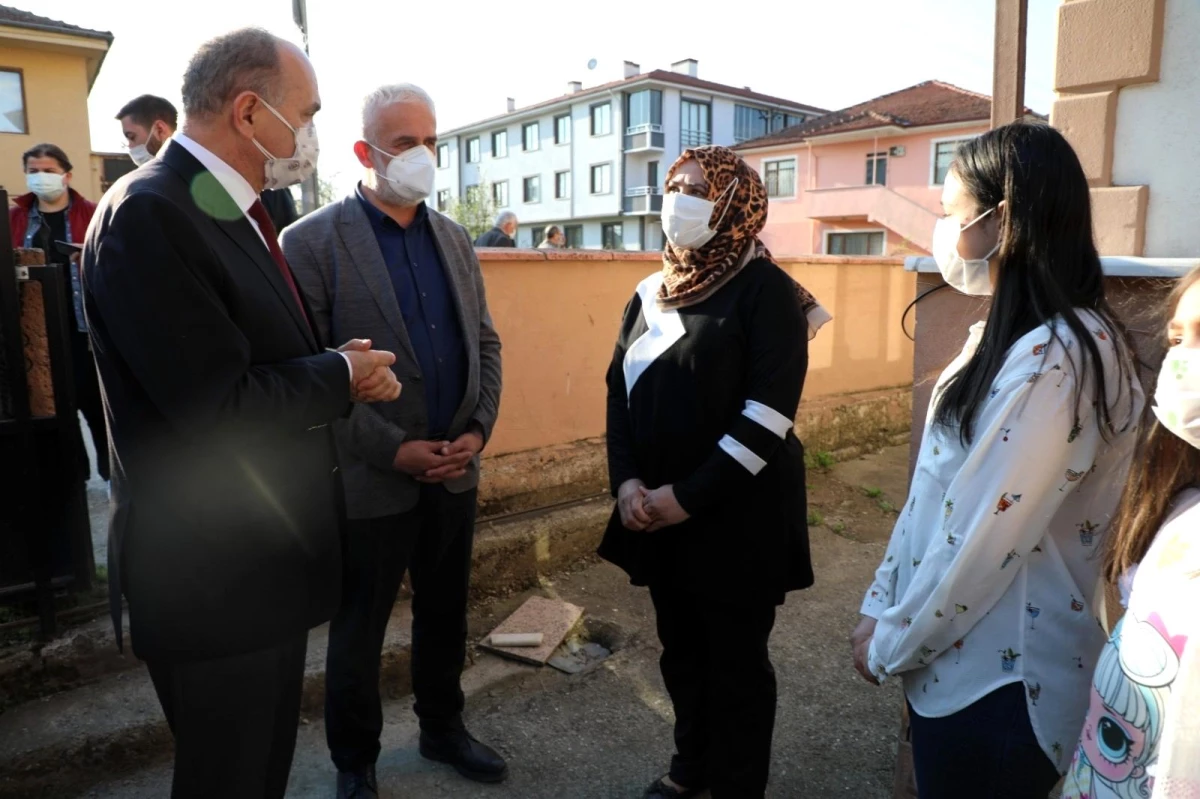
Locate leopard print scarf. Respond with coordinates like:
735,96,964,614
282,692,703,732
659,146,831,339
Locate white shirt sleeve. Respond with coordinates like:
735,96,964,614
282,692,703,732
867,342,1108,682
340,352,353,384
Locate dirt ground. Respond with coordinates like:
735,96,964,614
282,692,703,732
73,446,912,799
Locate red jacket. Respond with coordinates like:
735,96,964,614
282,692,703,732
9,187,97,249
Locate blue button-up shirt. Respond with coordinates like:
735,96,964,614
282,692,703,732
357,186,467,437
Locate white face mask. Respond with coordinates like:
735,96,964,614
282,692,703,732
1152,347,1200,449
662,178,738,251
26,172,66,202
367,142,435,204
932,207,998,296
252,98,319,190
128,125,159,167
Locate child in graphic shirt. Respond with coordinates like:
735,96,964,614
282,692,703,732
1062,268,1200,799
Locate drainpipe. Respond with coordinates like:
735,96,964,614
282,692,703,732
610,88,625,244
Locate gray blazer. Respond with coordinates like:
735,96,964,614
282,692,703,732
281,195,503,520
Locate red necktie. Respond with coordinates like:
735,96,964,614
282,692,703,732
247,199,309,326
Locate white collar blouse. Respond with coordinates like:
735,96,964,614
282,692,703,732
861,311,1143,772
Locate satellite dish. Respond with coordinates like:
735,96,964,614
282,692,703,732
587,59,598,70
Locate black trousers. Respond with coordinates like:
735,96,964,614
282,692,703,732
146,635,308,799
71,332,109,481
649,584,779,799
908,682,1060,799
326,485,477,773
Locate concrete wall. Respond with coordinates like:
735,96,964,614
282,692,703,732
477,250,915,457
0,43,103,205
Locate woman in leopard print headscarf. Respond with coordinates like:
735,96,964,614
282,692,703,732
659,145,831,339
600,145,819,798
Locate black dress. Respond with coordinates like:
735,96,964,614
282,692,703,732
599,257,813,606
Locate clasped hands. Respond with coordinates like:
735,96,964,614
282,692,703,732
850,616,880,686
617,479,690,532
339,339,402,403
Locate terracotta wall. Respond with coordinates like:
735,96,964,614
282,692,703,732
478,250,915,456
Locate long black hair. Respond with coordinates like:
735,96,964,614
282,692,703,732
933,121,1133,445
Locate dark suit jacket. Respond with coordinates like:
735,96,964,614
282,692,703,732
282,196,502,520
82,141,350,662
260,188,299,233
474,226,515,248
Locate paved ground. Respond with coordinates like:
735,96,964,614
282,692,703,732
78,448,911,799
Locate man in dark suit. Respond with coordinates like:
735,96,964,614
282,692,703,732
473,210,518,247
82,28,401,798
282,83,504,798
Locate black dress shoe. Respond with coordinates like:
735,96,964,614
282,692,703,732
419,728,509,783
642,776,705,798
336,764,378,799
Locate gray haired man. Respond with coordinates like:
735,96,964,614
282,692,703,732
282,84,505,798
474,209,518,247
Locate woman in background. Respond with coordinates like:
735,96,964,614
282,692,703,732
537,225,564,249
601,145,829,798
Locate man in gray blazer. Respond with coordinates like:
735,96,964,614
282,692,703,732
282,83,504,799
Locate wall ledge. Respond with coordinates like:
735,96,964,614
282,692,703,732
476,249,907,267
905,255,1196,278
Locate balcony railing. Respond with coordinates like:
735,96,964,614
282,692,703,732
623,186,663,215
680,129,712,148
624,123,665,152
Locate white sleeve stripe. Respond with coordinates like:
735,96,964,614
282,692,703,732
743,400,792,439
719,435,768,475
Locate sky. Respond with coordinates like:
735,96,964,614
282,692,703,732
26,0,1061,194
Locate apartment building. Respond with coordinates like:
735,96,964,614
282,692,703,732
735,81,1036,257
433,60,825,250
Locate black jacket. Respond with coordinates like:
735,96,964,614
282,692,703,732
599,258,813,604
82,141,350,662
260,188,299,232
474,226,515,248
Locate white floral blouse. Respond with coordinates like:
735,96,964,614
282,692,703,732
861,312,1143,772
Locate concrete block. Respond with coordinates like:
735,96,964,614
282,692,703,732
1092,185,1149,256
1051,91,1119,186
1055,0,1166,93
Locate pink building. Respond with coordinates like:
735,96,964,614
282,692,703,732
735,82,1026,257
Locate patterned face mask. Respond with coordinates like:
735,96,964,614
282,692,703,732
1152,347,1200,449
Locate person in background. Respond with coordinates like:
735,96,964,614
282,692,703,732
83,28,401,797
118,93,299,232
117,94,177,166
282,82,505,799
601,145,829,799
474,210,516,247
8,143,107,483
852,122,1143,799
1059,267,1200,798
537,225,564,249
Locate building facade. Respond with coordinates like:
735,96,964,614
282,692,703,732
735,82,1012,258
433,60,824,250
0,6,111,205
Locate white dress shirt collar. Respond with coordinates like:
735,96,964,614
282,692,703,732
170,133,259,215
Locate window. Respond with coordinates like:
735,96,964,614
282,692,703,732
866,152,887,186
764,159,796,198
436,144,449,169
590,163,612,195
492,181,509,208
523,176,541,204
555,114,571,145
555,170,570,199
0,69,27,134
436,189,451,212
531,226,545,246
647,161,659,190
491,130,508,158
465,184,483,203
770,111,805,132
932,139,969,185
680,99,711,148
522,122,540,152
827,231,885,256
590,102,611,136
734,105,769,143
602,223,623,250
466,137,480,163
564,224,583,249
626,89,662,129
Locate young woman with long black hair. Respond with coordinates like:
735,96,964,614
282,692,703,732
851,121,1143,798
